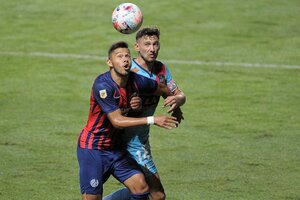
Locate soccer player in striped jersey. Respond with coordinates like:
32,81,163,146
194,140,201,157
103,28,186,200
77,41,178,200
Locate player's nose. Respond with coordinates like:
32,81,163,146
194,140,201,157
149,45,155,51
123,57,130,63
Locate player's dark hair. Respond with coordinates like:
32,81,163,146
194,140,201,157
108,41,129,58
135,27,160,41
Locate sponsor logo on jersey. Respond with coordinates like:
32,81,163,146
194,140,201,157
99,89,107,99
90,179,99,188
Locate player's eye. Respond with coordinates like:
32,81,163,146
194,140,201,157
116,54,123,58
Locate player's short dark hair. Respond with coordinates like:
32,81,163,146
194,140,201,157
135,27,160,41
108,41,129,58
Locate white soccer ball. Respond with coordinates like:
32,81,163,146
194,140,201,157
112,3,143,34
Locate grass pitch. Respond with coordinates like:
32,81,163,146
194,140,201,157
0,0,300,199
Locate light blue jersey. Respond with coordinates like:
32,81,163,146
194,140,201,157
121,59,177,176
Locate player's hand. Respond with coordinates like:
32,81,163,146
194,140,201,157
163,96,179,113
154,115,178,129
171,107,184,125
130,93,142,110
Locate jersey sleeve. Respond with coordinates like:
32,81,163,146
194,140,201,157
134,73,158,94
92,80,119,114
165,65,178,93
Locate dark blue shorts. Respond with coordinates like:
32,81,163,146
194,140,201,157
77,146,143,195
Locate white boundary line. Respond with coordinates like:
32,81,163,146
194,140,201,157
0,51,107,61
1,51,300,69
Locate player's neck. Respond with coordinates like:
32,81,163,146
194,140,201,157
110,71,129,88
136,57,154,72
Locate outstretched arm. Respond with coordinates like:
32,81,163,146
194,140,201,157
107,109,178,130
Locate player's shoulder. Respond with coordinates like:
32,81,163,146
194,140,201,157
95,71,110,81
130,59,144,74
153,60,169,75
129,71,147,82
129,71,157,90
155,60,164,66
93,71,115,91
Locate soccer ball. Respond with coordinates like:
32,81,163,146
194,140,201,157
112,3,143,34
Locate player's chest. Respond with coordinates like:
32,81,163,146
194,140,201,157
113,87,133,108
133,66,167,85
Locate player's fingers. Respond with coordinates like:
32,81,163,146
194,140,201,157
130,98,141,106
167,104,176,113
163,97,175,107
164,98,175,106
162,123,176,129
168,122,179,129
131,105,139,109
167,117,178,125
169,122,178,128
131,98,141,103
130,101,139,107
130,101,137,105
158,122,172,129
166,116,177,121
163,126,172,130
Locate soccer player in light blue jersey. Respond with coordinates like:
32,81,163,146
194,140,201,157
103,28,186,200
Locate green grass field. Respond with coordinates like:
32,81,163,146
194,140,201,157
1,0,300,199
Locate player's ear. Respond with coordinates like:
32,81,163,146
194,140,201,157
134,42,139,51
107,59,113,68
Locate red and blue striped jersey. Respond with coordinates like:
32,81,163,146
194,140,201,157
78,71,158,150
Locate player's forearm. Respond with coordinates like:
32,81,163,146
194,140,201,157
108,109,178,130
110,115,148,129
154,83,172,98
172,88,186,107
108,109,151,129
108,106,180,129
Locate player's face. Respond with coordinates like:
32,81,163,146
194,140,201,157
107,48,131,76
135,35,160,63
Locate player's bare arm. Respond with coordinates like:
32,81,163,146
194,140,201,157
163,87,186,113
162,87,186,125
154,82,172,98
107,109,178,130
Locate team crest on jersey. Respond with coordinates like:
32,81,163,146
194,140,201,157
131,67,139,73
99,89,107,99
158,75,166,84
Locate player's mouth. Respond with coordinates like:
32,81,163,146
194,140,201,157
149,53,156,59
123,64,130,70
